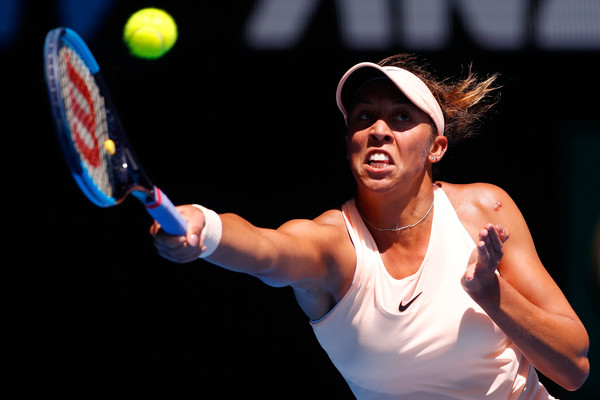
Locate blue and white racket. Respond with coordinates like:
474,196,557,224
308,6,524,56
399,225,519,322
44,27,187,235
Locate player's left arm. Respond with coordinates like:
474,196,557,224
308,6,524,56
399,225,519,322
461,184,589,391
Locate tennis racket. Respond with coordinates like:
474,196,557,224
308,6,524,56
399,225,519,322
43,27,187,235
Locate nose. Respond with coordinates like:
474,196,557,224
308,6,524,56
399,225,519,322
369,119,393,143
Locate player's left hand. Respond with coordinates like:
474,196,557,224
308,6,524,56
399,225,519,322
462,224,510,297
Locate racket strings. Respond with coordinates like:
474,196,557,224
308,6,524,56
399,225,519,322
58,45,114,198
65,53,100,165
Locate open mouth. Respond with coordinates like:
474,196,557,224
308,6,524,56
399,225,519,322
368,152,391,169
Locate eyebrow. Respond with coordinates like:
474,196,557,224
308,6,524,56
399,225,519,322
351,97,413,110
357,98,410,105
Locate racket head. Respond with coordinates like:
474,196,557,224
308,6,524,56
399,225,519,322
44,27,153,207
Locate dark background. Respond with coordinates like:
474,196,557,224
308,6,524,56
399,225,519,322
5,0,599,398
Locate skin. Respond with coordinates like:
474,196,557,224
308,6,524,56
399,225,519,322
152,79,589,391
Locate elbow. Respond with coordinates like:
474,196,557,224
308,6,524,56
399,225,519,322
560,355,590,391
559,323,591,391
568,357,590,391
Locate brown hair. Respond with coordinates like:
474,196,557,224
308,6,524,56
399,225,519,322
377,54,500,142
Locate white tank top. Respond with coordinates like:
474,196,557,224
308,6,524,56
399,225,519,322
311,187,554,399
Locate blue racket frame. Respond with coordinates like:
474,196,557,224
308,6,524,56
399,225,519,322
44,27,187,236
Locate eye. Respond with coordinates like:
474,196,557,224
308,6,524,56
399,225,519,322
393,112,411,122
358,111,374,121
348,109,375,125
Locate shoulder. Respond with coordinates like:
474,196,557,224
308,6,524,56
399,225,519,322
314,208,347,227
437,181,511,210
277,208,346,237
276,208,352,260
437,181,516,214
436,181,520,241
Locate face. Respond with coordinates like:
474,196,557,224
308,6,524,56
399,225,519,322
345,79,443,194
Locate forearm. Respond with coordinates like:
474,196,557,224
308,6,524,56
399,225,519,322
204,213,281,278
472,274,589,390
203,213,325,288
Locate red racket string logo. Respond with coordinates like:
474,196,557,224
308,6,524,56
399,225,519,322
65,52,100,167
59,46,114,197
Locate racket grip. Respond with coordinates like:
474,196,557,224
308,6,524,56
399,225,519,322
145,187,188,236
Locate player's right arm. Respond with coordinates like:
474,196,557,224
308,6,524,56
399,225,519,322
151,204,354,294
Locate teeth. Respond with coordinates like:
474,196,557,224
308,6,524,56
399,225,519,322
369,153,389,162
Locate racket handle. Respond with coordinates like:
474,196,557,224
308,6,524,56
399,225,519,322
144,187,188,236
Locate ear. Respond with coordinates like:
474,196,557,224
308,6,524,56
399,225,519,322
429,135,448,163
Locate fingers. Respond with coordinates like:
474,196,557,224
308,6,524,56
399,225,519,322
495,224,510,243
149,220,162,237
154,235,187,262
477,224,502,268
155,232,206,263
151,205,208,263
486,225,503,255
476,238,490,269
477,224,507,268
463,223,507,296
464,259,477,281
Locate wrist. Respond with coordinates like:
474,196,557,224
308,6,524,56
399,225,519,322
462,270,500,303
192,204,222,258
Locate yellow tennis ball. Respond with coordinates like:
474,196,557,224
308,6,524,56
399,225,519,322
123,8,177,59
104,139,116,155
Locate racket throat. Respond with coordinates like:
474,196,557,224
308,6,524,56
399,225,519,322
131,187,159,206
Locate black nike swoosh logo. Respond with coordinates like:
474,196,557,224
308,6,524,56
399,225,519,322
398,292,423,312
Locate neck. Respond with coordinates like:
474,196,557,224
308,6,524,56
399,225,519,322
355,181,437,236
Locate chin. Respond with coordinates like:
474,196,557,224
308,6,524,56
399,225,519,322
358,179,396,195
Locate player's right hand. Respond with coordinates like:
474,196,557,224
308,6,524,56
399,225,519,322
150,204,207,263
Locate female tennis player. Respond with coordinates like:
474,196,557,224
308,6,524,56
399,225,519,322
151,54,589,399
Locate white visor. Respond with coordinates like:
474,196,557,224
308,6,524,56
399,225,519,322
336,62,444,136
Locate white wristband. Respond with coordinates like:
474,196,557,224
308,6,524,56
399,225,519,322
192,204,222,258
